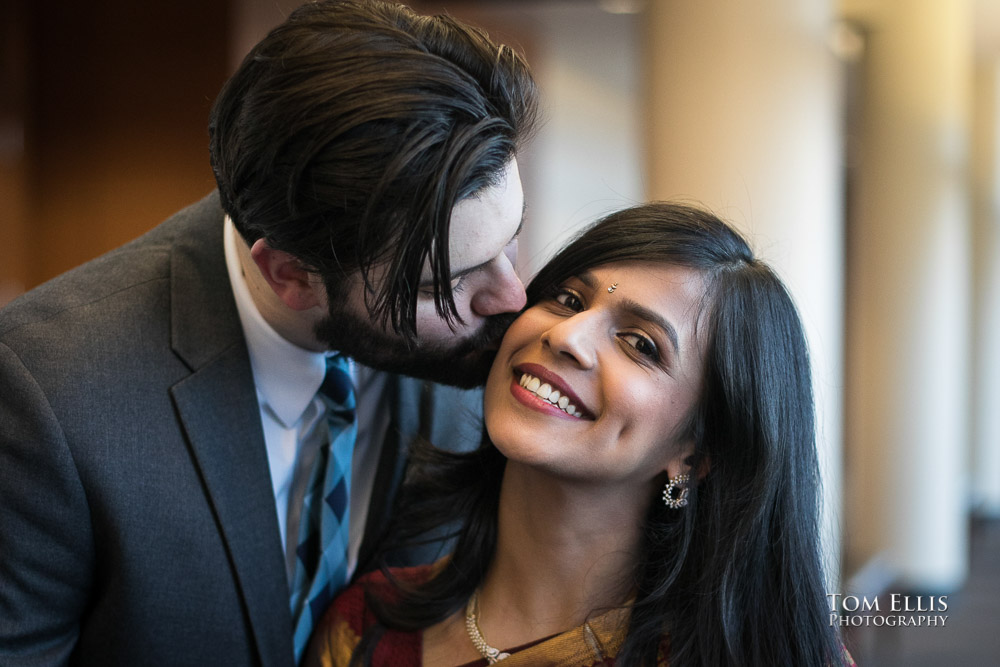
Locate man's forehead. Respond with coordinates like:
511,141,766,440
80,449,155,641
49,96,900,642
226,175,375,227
425,159,524,279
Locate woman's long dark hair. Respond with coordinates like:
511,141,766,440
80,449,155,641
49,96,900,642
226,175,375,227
359,203,843,666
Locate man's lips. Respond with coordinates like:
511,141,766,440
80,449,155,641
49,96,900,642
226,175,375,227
511,362,595,419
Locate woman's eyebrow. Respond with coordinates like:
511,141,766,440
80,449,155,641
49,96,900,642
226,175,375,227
577,270,680,354
618,298,680,355
577,271,598,289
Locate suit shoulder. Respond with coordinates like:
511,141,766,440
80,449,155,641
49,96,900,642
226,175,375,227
0,246,171,339
0,192,223,341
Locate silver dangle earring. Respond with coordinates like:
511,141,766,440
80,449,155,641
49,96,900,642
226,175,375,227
662,473,691,509
607,283,618,293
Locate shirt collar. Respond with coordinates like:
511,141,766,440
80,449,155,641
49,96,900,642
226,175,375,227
224,217,340,427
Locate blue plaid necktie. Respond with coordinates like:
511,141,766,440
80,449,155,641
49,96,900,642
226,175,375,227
290,354,357,663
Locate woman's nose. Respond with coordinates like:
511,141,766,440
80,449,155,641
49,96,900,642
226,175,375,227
540,311,598,369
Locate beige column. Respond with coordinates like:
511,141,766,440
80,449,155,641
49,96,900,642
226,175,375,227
643,0,844,583
843,0,972,590
972,59,1000,517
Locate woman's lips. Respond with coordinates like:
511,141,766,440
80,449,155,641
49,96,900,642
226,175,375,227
508,376,583,421
510,362,595,420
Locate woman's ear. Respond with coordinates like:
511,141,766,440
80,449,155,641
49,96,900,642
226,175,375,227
250,239,325,311
664,442,710,481
684,453,711,481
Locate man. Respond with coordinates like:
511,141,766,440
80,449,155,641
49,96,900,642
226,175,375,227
0,2,537,665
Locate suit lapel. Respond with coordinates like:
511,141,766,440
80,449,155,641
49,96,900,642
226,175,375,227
355,375,411,575
172,355,293,667
168,193,294,667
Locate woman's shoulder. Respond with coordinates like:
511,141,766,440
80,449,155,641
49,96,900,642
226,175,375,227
360,561,443,587
305,578,371,667
354,561,445,605
305,562,444,667
327,562,441,626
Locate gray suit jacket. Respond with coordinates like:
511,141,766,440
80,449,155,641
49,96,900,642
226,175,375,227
0,192,483,666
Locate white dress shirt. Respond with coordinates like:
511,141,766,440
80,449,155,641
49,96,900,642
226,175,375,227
223,218,389,582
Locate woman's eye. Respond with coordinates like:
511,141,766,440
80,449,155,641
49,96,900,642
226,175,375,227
554,290,584,312
619,332,659,360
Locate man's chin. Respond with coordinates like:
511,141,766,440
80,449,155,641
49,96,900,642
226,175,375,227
313,311,514,388
346,345,497,388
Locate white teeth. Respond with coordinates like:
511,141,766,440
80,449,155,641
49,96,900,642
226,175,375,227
515,372,584,419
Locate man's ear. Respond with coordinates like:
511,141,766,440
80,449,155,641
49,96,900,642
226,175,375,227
250,239,324,311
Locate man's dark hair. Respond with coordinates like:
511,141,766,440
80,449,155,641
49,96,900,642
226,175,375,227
209,0,538,340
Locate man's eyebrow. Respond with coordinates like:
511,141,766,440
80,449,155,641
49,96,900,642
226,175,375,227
577,270,680,354
418,204,526,289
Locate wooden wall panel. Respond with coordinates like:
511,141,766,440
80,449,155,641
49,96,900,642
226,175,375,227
23,0,231,289
1,0,29,306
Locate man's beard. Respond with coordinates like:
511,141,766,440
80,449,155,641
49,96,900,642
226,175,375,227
313,307,516,388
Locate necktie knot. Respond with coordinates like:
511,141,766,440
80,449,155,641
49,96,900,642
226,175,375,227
319,353,356,416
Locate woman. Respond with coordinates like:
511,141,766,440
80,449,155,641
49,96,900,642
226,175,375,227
308,203,852,666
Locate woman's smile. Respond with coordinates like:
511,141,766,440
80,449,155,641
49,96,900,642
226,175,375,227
510,362,595,420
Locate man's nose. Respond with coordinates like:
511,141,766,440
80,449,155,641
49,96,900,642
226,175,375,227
470,256,526,316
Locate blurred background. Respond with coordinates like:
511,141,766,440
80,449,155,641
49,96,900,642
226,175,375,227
2,0,998,663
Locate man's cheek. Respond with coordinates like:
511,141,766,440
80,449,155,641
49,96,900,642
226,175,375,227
505,240,518,267
414,305,448,341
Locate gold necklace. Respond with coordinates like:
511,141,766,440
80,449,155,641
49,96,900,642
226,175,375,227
465,590,511,664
